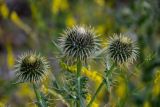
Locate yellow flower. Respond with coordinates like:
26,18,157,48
152,70,160,96
60,62,104,106
16,83,34,99
10,11,31,33
0,97,8,107
94,0,105,7
0,102,5,107
0,3,9,19
143,101,151,107
6,43,15,69
115,77,127,99
52,0,69,14
65,15,76,27
86,94,100,107
152,83,160,97
96,25,105,35
60,62,103,83
154,70,160,84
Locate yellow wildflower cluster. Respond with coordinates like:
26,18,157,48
60,62,103,84
60,62,103,106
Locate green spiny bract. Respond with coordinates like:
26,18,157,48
52,71,88,103
108,34,138,64
64,72,88,100
14,52,50,83
59,25,100,62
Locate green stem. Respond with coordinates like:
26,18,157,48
77,60,82,77
87,79,105,107
76,60,84,107
87,65,115,107
32,83,46,107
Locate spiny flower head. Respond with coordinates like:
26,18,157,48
107,34,138,64
59,25,100,61
14,52,50,83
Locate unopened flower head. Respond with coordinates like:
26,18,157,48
107,34,138,64
59,26,100,61
14,52,50,83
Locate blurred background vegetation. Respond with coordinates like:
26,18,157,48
0,0,160,107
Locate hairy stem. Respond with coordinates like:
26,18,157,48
76,60,84,107
32,83,46,107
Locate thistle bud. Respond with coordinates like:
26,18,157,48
59,26,100,62
107,34,138,64
14,52,50,83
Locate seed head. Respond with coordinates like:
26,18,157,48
14,52,50,83
59,26,100,61
107,34,138,64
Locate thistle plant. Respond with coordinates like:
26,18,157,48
14,52,50,107
87,34,139,107
14,27,139,107
58,25,100,107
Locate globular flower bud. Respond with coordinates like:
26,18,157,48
59,26,100,62
14,52,50,83
107,34,138,64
